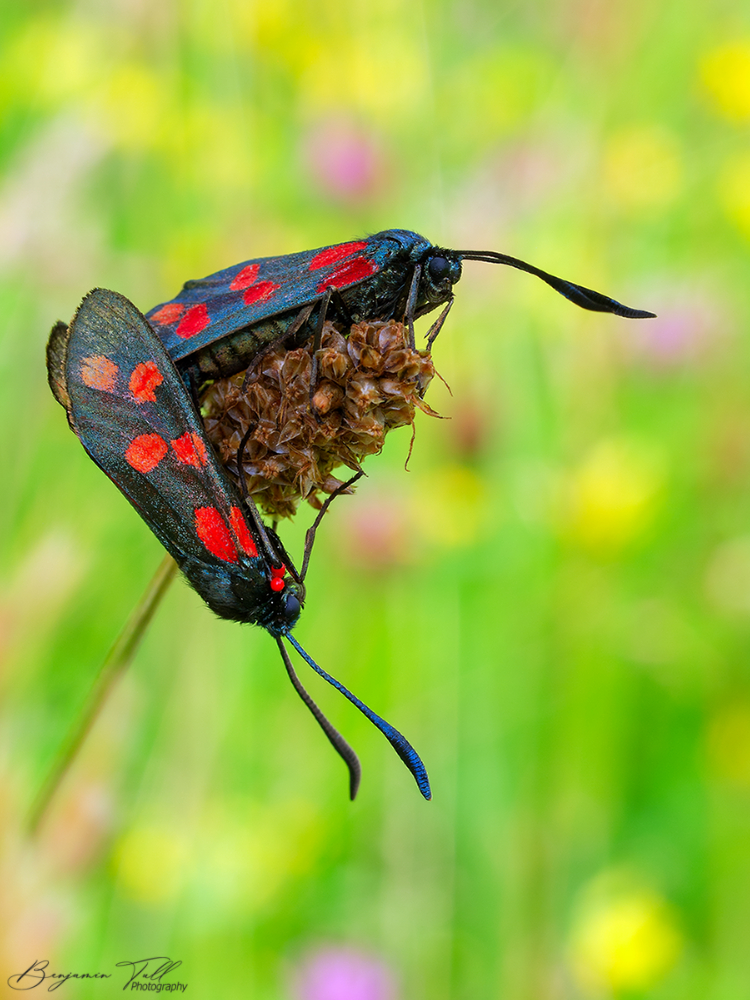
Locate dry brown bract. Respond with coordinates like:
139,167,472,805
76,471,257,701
202,320,439,519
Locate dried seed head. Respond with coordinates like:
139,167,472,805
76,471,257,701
202,320,439,518
311,380,345,415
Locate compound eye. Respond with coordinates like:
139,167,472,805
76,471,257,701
428,256,451,281
284,592,301,621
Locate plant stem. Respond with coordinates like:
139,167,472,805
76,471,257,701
26,555,178,836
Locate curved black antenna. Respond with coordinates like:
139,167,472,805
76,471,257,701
458,250,656,319
276,638,361,799
285,634,432,800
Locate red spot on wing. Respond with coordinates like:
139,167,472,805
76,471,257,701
129,361,164,403
316,255,377,291
195,507,238,563
81,356,118,392
309,241,368,270
229,264,260,290
150,303,184,325
171,432,208,467
230,507,258,557
243,280,280,306
175,303,210,339
125,434,168,473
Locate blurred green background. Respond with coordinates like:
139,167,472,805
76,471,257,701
2,0,750,997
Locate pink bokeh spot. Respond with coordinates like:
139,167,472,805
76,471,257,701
619,288,722,371
339,491,417,571
293,947,397,1000
636,307,710,364
304,120,385,202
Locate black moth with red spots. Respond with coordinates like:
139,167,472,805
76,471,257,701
46,288,431,800
141,229,654,392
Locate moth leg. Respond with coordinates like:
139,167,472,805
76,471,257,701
284,301,317,347
182,365,205,408
299,470,364,582
403,263,422,349
235,423,285,569
247,471,351,588
331,288,353,326
240,303,315,394
309,286,333,408
264,524,303,588
425,297,454,350
235,422,255,503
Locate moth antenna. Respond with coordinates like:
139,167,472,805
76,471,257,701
300,470,364,582
458,250,656,319
286,634,431,800
276,639,361,799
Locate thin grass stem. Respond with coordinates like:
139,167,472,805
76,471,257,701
26,555,178,836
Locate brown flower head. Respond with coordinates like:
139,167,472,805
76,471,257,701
202,320,439,518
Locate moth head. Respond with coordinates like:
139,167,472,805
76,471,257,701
279,578,304,628
422,251,462,303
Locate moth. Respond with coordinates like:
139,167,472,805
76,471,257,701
132,229,650,391
47,288,431,800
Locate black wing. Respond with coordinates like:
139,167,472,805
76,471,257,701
50,288,262,571
146,233,421,363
